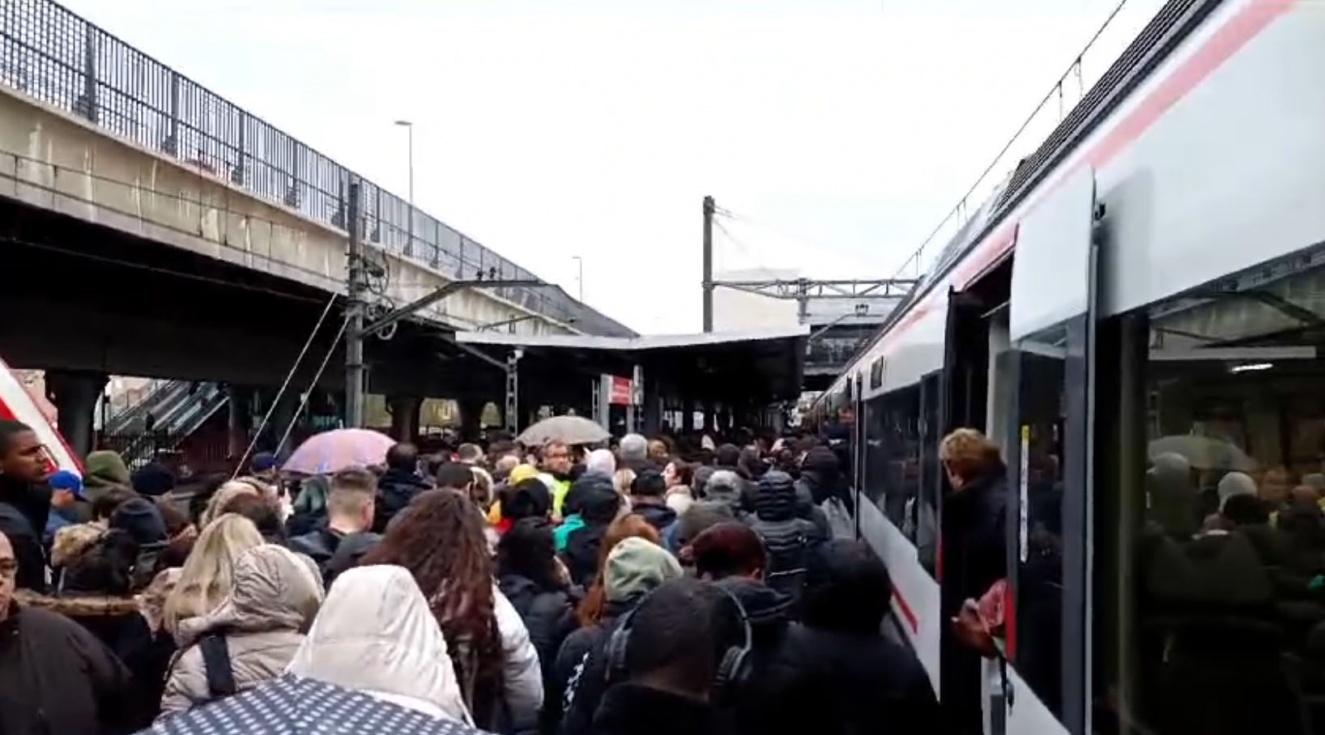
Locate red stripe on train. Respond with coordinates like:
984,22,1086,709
893,589,920,633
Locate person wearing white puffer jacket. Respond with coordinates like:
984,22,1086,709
285,564,474,726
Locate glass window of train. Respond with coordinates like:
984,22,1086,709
1008,324,1069,722
877,386,922,540
1114,244,1325,735
864,394,888,506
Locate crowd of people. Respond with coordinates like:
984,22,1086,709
0,420,940,735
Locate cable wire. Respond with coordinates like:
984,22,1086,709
232,290,340,478
271,315,351,458
710,218,786,282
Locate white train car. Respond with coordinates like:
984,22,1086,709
824,0,1325,732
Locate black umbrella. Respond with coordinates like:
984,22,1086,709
139,675,484,735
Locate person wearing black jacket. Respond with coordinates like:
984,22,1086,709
627,470,676,534
588,578,744,735
497,518,579,733
288,468,380,586
373,443,431,533
0,532,133,734
561,475,624,588
0,420,52,593
793,447,844,538
758,539,942,735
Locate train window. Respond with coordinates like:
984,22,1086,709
1109,245,1325,735
863,393,888,506
1010,326,1069,720
874,386,921,541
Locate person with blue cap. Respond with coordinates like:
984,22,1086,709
44,469,89,543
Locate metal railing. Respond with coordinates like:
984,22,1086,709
889,0,1161,282
0,0,637,338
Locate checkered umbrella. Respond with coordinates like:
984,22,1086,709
139,675,485,735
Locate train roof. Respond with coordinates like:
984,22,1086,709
818,0,1206,404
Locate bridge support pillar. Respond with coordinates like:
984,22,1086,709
459,398,485,440
227,386,253,458
45,370,106,460
387,395,421,442
682,398,697,432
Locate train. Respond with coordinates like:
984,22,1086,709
814,0,1325,732
0,358,81,473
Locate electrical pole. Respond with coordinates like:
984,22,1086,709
344,178,366,428
702,195,715,332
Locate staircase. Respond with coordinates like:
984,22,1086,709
103,380,230,466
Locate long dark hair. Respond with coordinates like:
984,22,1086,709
361,489,504,718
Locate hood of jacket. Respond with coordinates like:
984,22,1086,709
566,473,621,523
604,537,683,603
631,501,677,532
14,588,141,618
754,471,798,523
83,451,131,491
714,576,792,639
176,544,324,647
285,564,474,726
50,520,108,568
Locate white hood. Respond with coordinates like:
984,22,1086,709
285,564,473,726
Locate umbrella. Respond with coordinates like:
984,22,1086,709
282,428,396,476
140,675,482,735
517,415,610,446
1148,434,1257,471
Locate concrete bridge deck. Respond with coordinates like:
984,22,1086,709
0,0,635,338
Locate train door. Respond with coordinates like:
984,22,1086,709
938,283,997,732
852,371,866,537
1000,166,1099,735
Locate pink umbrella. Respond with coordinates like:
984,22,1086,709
282,428,396,476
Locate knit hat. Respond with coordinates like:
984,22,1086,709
109,497,168,546
250,452,279,474
604,537,682,603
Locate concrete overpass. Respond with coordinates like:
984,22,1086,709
0,0,633,339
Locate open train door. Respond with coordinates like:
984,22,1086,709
999,165,1100,735
937,278,995,731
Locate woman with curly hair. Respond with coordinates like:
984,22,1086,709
360,489,542,733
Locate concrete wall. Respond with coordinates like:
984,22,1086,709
0,86,578,337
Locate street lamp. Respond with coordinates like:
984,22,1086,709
394,120,415,255
571,255,584,301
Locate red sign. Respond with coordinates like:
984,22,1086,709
609,377,633,406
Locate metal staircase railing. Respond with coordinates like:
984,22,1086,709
111,382,228,466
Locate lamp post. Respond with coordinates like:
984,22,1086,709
394,120,414,255
571,255,584,301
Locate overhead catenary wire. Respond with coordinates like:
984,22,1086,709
232,290,340,479
271,315,351,458
709,217,787,283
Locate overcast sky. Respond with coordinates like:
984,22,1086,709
61,0,1160,333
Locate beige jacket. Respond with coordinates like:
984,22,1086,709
159,544,324,717
285,564,474,725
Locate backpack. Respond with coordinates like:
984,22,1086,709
752,518,814,599
130,541,167,592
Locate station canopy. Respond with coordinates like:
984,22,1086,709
455,326,810,403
